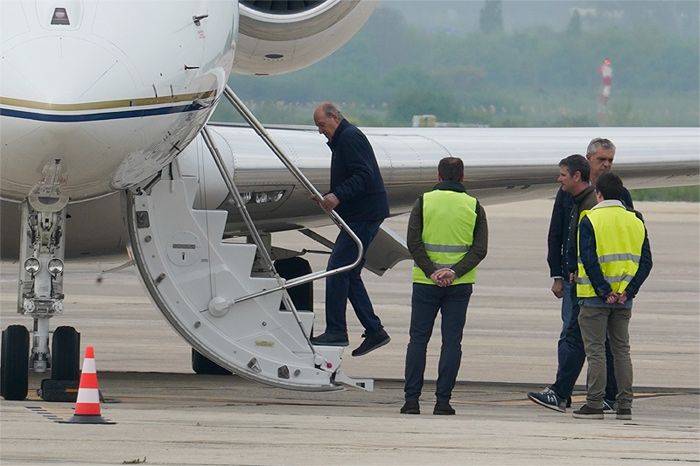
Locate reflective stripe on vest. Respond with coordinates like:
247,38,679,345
425,244,471,253
576,206,645,297
577,274,636,285
578,253,641,265
412,190,478,285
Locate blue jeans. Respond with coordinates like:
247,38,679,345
404,283,472,402
555,281,577,381
551,282,617,401
324,220,383,336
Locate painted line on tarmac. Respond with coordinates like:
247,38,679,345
24,405,69,423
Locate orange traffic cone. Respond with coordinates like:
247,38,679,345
62,346,115,424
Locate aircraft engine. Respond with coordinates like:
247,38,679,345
232,0,377,75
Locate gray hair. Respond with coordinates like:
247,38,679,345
319,101,343,120
586,137,616,156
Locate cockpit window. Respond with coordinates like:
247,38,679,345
51,8,70,25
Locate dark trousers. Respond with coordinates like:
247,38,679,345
551,283,617,401
404,283,472,402
324,220,383,336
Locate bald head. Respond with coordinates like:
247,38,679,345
313,102,343,141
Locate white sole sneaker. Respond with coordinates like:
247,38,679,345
527,393,566,413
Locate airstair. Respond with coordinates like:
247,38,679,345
126,87,372,390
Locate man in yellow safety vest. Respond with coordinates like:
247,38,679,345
401,157,488,416
572,172,652,420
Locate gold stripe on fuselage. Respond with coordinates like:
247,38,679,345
0,90,216,112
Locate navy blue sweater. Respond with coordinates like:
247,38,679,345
327,119,389,222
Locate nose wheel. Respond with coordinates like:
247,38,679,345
1,324,82,401
50,326,80,381
1,325,30,400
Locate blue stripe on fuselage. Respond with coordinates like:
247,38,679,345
0,102,208,122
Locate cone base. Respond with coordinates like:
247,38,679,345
60,414,116,425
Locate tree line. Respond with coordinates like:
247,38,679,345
216,5,699,128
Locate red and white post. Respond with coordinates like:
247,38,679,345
598,58,613,126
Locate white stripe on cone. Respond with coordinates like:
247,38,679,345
76,388,100,403
82,358,96,373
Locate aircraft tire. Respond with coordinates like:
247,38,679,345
191,349,233,375
1,325,29,400
51,326,81,381
274,257,313,312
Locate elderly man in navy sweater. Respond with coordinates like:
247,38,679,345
310,102,391,357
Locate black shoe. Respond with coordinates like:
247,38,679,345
572,404,604,419
310,332,349,346
351,329,390,357
433,400,455,415
400,399,420,415
566,396,572,408
602,399,615,412
616,408,632,420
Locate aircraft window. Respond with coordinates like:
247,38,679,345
51,8,70,25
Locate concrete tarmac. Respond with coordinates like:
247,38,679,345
1,200,698,465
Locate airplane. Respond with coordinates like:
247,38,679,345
0,0,698,401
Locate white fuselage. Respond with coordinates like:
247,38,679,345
0,0,237,202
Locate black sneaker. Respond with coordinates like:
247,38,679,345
572,404,604,419
433,400,455,415
400,399,420,415
310,332,349,346
616,408,632,420
527,388,566,413
602,399,615,412
351,329,390,357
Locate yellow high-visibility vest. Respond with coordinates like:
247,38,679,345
576,205,645,297
412,190,478,285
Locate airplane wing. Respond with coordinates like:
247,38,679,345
184,124,699,232
2,125,697,260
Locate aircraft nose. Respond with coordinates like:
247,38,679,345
1,35,136,116
0,35,139,201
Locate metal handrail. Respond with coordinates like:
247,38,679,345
219,86,365,304
201,126,314,351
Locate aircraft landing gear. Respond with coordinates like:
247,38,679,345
2,160,78,401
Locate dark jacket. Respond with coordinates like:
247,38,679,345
564,186,598,276
578,201,652,308
407,181,488,278
327,119,389,222
548,185,633,278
